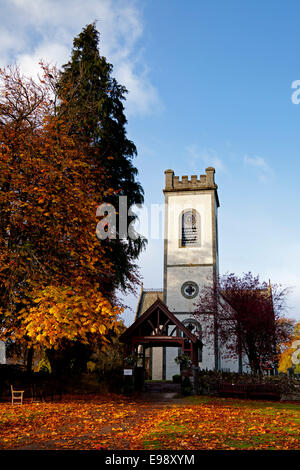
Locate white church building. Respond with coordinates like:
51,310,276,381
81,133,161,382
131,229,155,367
130,167,243,380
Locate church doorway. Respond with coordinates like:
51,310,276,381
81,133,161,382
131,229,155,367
119,298,201,391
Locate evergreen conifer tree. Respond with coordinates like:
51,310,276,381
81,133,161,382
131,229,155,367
57,23,146,293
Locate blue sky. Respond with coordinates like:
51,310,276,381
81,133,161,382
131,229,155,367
1,0,300,324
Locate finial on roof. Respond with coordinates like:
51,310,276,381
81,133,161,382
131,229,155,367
268,279,272,293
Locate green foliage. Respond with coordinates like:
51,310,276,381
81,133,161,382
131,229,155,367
37,356,52,374
172,374,181,384
86,327,126,393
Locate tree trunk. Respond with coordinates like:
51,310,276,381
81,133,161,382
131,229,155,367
46,349,57,376
26,347,34,373
249,355,262,375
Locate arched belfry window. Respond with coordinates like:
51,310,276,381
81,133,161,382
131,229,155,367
180,209,200,247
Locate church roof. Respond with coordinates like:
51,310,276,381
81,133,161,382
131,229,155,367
134,285,163,321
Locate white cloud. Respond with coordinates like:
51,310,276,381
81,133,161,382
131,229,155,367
186,145,226,173
0,0,160,115
116,62,161,115
17,44,70,79
244,155,273,182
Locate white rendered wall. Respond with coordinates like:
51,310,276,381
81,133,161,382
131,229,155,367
219,352,251,374
219,354,239,373
151,347,163,380
165,193,214,266
166,348,180,379
165,192,215,313
166,265,213,313
214,196,219,273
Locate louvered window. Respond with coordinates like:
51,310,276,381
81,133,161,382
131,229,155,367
181,210,198,247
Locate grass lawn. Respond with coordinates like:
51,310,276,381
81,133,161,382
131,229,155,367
0,394,299,450
139,396,300,450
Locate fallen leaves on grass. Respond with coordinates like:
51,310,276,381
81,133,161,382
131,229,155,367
125,400,300,450
0,395,299,450
0,394,143,450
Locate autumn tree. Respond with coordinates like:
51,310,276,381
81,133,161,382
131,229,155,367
194,272,294,374
279,322,300,374
0,65,123,370
56,23,146,293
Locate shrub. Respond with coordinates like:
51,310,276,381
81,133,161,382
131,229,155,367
181,376,193,396
172,374,181,384
194,369,300,396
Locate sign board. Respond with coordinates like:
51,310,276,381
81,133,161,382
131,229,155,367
123,369,133,376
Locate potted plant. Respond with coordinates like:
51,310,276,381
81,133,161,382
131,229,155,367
175,354,193,376
124,353,139,368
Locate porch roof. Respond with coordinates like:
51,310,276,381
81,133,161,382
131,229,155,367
119,297,199,345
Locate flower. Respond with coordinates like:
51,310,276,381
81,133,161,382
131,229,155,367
174,354,192,368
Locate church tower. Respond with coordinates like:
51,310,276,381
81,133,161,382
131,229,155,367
163,167,219,308
162,167,220,377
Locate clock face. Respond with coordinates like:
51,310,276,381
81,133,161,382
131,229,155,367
181,281,199,299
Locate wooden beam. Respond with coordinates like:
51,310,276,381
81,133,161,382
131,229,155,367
161,319,170,334
147,319,155,333
169,326,177,336
119,298,199,344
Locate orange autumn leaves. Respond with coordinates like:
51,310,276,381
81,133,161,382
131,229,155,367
0,395,139,450
15,286,121,349
0,396,299,450
130,402,300,450
0,65,121,349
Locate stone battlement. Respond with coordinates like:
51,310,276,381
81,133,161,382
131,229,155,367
164,167,218,192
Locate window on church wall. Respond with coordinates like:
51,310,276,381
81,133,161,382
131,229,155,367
180,209,200,247
181,281,199,299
